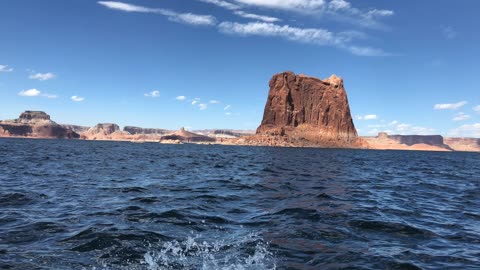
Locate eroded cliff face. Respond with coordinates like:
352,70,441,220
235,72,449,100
0,111,79,139
444,137,480,152
256,71,359,146
123,126,169,135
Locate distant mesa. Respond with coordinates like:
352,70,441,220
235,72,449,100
0,111,79,139
160,127,216,143
124,126,169,135
255,71,362,147
19,111,51,122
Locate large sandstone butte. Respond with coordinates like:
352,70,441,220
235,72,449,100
0,111,79,139
256,71,360,146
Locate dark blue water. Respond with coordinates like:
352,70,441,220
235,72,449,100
0,138,479,270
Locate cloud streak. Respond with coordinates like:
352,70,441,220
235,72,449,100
0,65,13,72
218,21,388,56
99,1,389,56
18,88,57,98
144,90,160,97
29,72,56,81
98,1,217,26
71,96,85,102
434,101,467,110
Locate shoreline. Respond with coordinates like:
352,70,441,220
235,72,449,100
1,136,479,153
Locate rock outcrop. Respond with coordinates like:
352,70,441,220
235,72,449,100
123,126,169,135
444,138,480,152
256,71,360,147
82,123,130,140
0,111,79,139
61,125,90,134
161,128,216,143
364,133,452,151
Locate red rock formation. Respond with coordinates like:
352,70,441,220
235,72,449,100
256,71,359,146
0,111,79,139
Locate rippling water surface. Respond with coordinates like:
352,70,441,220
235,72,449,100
0,138,479,269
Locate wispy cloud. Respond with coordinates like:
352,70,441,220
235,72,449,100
434,101,467,110
198,0,240,10
231,0,394,28
449,123,480,137
0,65,13,72
29,72,56,81
453,112,470,122
356,114,377,120
224,105,231,110
442,26,457,39
233,10,280,22
395,123,435,135
144,90,160,97
198,0,280,22
218,21,388,56
98,1,217,26
18,88,57,98
199,103,208,110
474,105,480,113
176,96,187,101
192,98,201,105
71,96,85,102
209,100,221,104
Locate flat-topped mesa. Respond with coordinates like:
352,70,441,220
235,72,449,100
19,111,51,121
256,71,358,145
0,111,79,139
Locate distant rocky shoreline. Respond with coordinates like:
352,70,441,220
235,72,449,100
1,71,479,152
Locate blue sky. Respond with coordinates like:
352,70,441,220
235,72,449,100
0,0,479,137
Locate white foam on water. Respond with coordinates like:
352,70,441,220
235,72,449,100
142,232,277,270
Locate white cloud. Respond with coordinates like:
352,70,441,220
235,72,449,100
192,98,200,105
442,26,457,39
395,123,435,135
225,112,232,116
71,96,85,102
233,0,327,11
144,90,160,97
18,88,57,98
434,101,467,110
198,0,241,10
176,96,186,101
233,10,280,22
29,72,56,81
218,21,388,56
474,105,480,112
199,103,208,110
224,105,231,110
329,0,350,10
0,65,13,72
449,123,480,138
356,114,377,120
232,0,394,29
453,112,470,122
18,89,41,97
98,1,217,26
209,100,220,104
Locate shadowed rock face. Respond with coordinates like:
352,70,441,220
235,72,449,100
257,71,358,144
389,135,445,147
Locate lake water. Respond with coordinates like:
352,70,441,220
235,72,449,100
0,138,479,269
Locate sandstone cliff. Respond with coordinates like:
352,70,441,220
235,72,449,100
255,71,360,147
444,138,480,152
123,126,169,135
0,111,79,139
365,133,452,151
